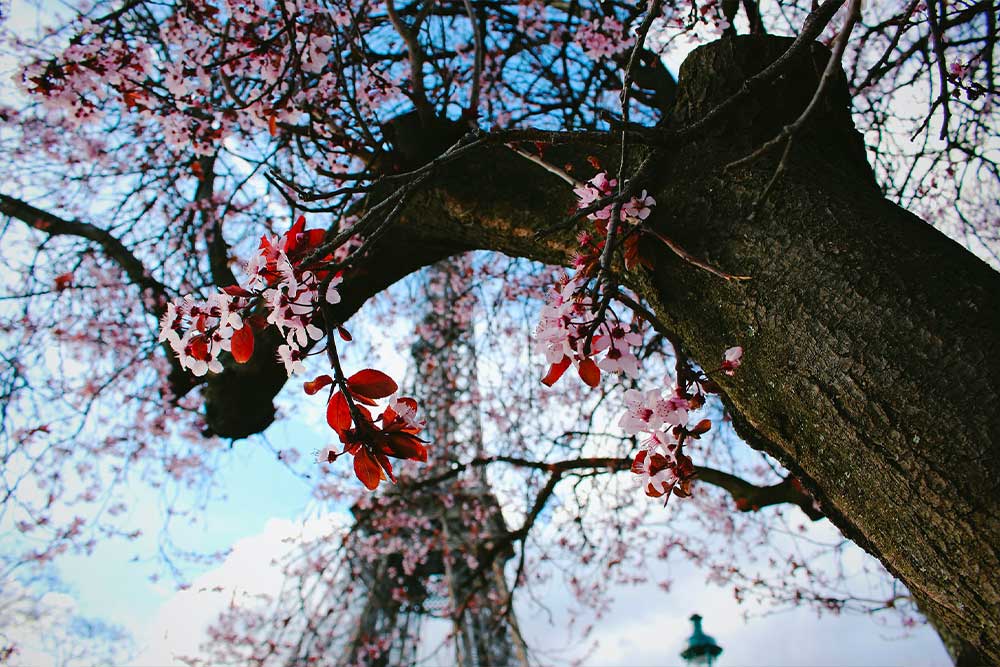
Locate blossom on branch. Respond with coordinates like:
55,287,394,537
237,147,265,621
158,216,341,378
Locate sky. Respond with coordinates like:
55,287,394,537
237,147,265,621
0,1,962,665
114,511,952,667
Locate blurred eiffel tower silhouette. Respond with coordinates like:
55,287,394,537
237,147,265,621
338,259,529,667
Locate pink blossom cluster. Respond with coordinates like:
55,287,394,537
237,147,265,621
572,172,656,224
159,218,342,377
620,346,743,500
249,237,341,376
619,387,693,495
574,15,635,60
534,277,593,365
517,0,548,36
158,293,247,376
534,277,643,379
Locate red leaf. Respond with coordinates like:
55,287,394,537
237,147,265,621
303,374,333,395
347,369,398,400
624,234,641,272
350,393,379,406
54,272,73,291
282,215,306,254
645,481,668,498
541,356,571,387
222,284,254,297
384,432,428,462
353,449,383,490
268,114,277,137
630,450,647,475
301,228,325,250
230,325,254,364
122,90,142,109
578,358,601,388
337,326,353,341
188,335,209,361
647,452,670,475
374,452,396,484
326,391,352,435
689,419,712,437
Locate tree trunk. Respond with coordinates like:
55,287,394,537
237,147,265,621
202,35,1000,659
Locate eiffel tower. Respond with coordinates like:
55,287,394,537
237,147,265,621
337,258,529,667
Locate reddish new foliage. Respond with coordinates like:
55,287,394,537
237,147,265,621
320,371,426,490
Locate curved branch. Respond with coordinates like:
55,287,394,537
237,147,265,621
0,193,198,398
0,193,170,309
409,454,823,520
154,34,1000,658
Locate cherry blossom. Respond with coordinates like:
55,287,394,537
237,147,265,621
722,346,743,376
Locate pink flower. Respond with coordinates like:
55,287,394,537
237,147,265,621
593,323,643,377
619,388,659,435
655,392,690,429
623,190,656,223
722,346,743,375
316,444,339,464
324,274,342,305
276,344,306,376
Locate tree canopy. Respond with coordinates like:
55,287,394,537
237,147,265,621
1,0,998,663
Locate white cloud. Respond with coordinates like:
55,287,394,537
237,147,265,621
132,513,349,666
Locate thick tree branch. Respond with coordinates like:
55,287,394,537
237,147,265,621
695,467,823,520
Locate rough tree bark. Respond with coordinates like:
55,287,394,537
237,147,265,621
193,36,999,659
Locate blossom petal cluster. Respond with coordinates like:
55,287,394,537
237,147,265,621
618,346,745,501
157,217,429,488
571,170,657,275
572,172,656,226
574,15,635,60
158,293,247,376
620,386,700,499
158,216,341,377
534,277,643,388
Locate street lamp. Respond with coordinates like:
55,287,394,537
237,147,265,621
680,613,723,666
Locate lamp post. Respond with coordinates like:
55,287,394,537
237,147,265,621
680,614,723,666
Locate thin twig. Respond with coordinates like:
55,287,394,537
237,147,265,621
506,144,584,187
462,0,484,121
646,228,751,282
